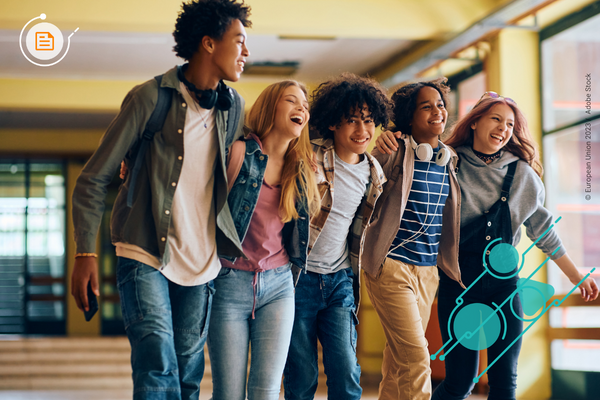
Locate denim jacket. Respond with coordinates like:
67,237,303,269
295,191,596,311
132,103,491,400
220,134,310,275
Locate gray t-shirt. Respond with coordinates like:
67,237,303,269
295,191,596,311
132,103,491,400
307,153,371,274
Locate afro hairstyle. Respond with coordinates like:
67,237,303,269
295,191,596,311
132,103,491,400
310,72,392,140
173,0,251,60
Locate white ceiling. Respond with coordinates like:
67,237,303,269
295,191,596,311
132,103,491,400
0,29,412,82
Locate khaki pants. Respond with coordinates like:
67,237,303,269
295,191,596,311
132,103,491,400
364,257,439,400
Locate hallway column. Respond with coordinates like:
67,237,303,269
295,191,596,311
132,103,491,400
486,27,551,400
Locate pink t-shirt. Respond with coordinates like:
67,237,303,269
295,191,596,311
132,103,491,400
221,180,289,272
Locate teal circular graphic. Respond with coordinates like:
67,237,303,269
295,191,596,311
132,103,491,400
489,243,519,274
453,303,501,351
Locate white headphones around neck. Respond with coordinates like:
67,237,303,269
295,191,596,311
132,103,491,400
386,135,450,258
410,135,451,166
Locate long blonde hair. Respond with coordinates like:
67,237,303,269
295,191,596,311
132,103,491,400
246,80,320,223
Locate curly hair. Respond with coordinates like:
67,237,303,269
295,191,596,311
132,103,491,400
173,0,251,60
310,73,392,140
391,77,450,135
445,97,543,177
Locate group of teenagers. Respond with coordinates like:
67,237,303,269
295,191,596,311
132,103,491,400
69,0,599,399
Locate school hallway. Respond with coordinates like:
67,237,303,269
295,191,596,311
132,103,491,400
0,336,488,400
0,389,487,400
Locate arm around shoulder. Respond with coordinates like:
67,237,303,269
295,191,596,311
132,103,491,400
370,139,405,180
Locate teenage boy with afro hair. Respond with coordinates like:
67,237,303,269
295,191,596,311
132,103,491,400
70,1,250,398
283,73,392,400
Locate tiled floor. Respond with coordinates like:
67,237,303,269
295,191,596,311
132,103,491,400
0,389,487,399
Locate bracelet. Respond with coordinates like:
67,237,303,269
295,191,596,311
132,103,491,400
75,253,98,258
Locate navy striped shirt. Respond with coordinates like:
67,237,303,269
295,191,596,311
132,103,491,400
388,149,449,266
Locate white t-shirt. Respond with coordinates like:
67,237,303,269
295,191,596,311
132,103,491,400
115,83,221,286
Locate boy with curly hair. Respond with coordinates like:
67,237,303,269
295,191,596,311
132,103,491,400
70,1,250,398
283,73,392,400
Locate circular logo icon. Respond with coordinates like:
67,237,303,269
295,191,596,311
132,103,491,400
25,22,64,60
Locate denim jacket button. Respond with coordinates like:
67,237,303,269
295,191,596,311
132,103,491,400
245,206,250,211
259,156,265,161
301,241,306,245
252,183,258,188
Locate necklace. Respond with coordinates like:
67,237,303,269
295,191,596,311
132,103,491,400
473,148,502,164
186,87,210,129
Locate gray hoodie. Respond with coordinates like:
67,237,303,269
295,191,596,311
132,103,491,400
456,146,565,260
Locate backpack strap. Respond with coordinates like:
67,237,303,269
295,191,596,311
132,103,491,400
227,140,246,191
127,75,173,207
225,90,242,151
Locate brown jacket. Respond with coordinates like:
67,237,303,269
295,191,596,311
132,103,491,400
361,134,463,286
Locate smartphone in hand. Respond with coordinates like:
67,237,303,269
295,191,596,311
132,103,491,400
84,281,99,322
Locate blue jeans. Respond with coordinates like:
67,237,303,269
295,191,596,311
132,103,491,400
116,257,214,400
208,264,295,400
283,267,362,400
432,251,523,400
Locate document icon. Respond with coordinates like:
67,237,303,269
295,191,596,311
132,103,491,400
35,32,54,50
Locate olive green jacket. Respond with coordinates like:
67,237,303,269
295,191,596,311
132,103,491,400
72,66,245,263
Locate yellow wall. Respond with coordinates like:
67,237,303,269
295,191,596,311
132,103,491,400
0,79,142,112
0,0,510,38
0,78,280,113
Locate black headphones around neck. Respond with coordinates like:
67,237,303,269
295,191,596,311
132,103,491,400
177,64,234,111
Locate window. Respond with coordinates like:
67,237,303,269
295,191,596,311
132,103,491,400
0,161,67,334
446,63,486,135
540,4,600,395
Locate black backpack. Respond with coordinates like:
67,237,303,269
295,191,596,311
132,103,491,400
126,74,242,207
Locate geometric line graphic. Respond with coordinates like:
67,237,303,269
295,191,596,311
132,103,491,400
431,216,596,382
